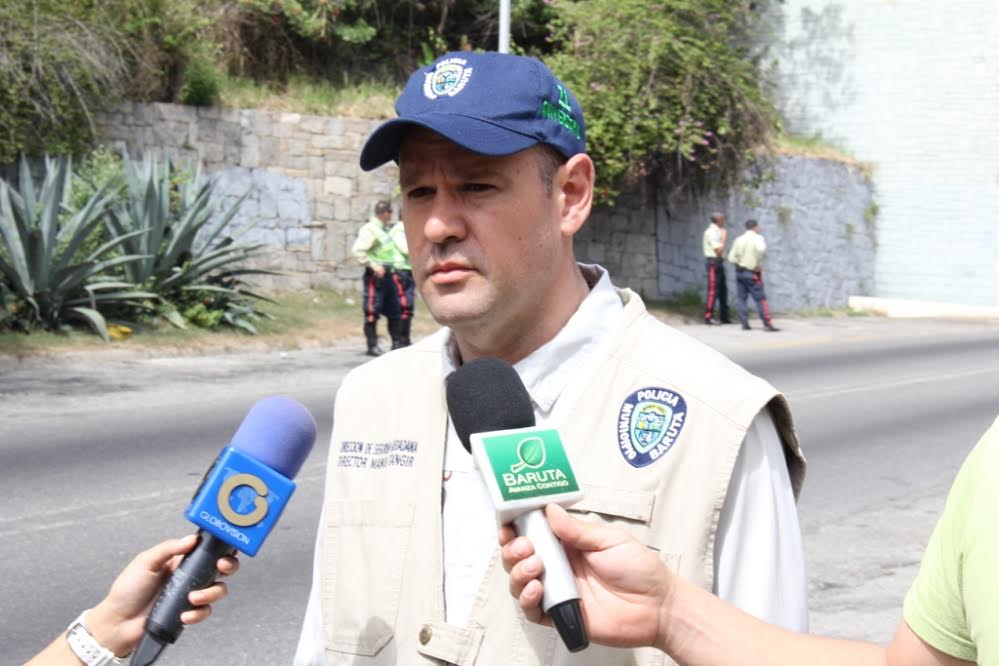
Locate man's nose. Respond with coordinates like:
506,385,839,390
422,190,467,244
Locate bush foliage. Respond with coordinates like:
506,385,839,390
0,151,269,339
0,1,130,163
2,0,780,199
547,0,778,201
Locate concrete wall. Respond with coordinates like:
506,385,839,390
98,103,875,310
771,0,999,306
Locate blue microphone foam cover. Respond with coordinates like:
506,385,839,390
230,396,317,479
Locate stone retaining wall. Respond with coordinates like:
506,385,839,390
98,103,876,310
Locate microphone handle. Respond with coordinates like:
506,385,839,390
514,509,578,611
145,531,235,644
514,509,589,652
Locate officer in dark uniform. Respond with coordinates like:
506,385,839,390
702,212,731,324
351,200,403,355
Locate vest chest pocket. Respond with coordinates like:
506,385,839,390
568,486,681,568
323,500,416,658
569,484,656,524
566,486,681,666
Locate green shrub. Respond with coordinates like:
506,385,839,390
0,156,155,339
180,52,222,107
182,300,224,329
546,0,778,203
115,0,219,103
0,2,130,161
105,154,272,332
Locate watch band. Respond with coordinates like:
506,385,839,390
65,610,127,666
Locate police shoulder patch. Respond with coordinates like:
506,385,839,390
617,387,687,468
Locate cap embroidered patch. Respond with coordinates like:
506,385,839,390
617,387,687,468
424,57,473,99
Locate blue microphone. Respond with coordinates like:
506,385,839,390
131,397,316,666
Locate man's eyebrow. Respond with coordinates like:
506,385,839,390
400,162,505,187
460,164,505,180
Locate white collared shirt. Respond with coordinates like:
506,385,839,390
293,266,807,665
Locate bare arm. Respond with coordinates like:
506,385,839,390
501,505,973,666
25,535,238,666
657,566,966,666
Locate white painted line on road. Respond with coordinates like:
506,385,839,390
0,469,328,538
787,366,999,402
0,490,179,525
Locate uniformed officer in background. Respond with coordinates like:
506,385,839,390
728,219,779,332
388,215,415,349
702,212,731,325
351,200,404,355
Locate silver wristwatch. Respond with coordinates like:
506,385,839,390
66,610,127,666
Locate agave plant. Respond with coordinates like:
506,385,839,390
105,154,273,332
0,156,154,340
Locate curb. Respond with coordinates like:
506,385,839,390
848,296,999,320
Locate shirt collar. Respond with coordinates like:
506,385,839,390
441,263,624,415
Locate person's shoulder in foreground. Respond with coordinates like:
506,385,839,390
903,414,999,664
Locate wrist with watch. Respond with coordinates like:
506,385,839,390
65,610,128,666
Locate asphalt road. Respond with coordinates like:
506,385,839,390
3,315,998,664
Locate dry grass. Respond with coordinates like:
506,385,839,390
0,285,701,359
771,133,859,165
218,74,399,119
0,287,438,359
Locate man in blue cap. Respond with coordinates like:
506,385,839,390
296,51,808,666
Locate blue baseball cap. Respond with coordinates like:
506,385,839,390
359,51,586,171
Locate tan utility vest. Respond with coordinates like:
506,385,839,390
320,289,805,666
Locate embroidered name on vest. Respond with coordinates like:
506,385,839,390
337,439,417,469
617,387,687,467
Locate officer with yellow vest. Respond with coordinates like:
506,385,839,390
728,219,779,332
295,52,807,666
352,200,405,355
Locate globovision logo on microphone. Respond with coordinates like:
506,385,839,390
185,447,297,556
480,429,580,502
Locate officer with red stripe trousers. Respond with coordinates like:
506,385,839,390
352,200,407,355
388,216,415,349
702,211,731,324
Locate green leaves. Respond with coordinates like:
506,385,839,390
0,1,129,161
0,156,151,337
106,153,271,332
0,152,269,339
546,0,778,203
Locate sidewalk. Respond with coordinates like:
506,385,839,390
673,312,999,357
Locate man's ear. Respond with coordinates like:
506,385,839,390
555,153,595,237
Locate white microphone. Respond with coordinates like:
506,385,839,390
446,357,589,652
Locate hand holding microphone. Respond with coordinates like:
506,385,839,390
25,537,237,666
500,504,675,651
446,358,589,652
131,396,316,666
